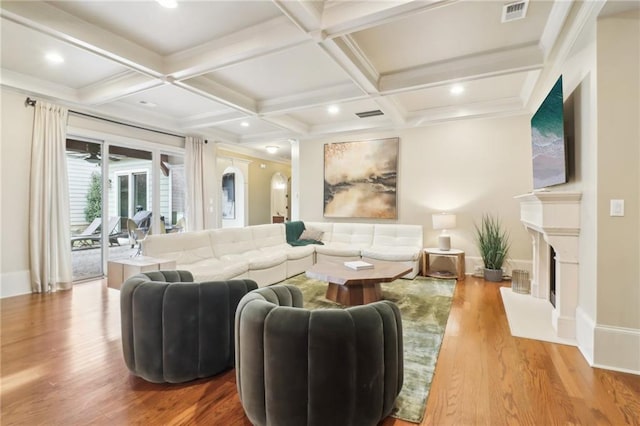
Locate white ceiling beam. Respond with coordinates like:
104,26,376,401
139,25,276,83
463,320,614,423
525,0,605,111
259,82,365,115
539,0,575,59
240,130,295,145
165,17,308,80
380,42,545,94
0,68,79,103
261,115,310,135
405,97,525,127
0,2,164,77
175,77,257,115
90,101,184,132
372,96,407,126
309,115,393,136
179,111,248,130
216,141,292,164
271,0,323,33
322,0,458,38
78,72,163,105
200,128,241,145
319,36,379,94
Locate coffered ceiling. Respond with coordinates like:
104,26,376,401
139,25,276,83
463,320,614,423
0,0,598,159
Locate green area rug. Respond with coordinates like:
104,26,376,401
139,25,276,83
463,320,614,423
282,274,456,423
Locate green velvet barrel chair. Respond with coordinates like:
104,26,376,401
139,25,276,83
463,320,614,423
235,285,403,426
120,270,258,383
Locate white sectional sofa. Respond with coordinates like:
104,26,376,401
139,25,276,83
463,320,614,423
142,224,315,287
304,222,423,278
141,221,423,287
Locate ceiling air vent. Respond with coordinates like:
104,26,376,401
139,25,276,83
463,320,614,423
501,0,528,23
355,109,384,118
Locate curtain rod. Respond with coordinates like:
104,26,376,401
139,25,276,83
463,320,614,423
25,97,208,143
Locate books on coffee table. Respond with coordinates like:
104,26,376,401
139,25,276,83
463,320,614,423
344,260,374,270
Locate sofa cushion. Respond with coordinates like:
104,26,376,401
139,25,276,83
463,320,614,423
143,230,215,265
285,244,316,260
247,252,287,270
361,246,421,262
330,223,375,247
315,243,362,257
299,229,324,241
372,224,423,248
251,224,287,249
183,258,248,281
209,227,257,257
303,222,334,242
221,250,287,270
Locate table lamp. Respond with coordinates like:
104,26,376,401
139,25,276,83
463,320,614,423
432,213,456,251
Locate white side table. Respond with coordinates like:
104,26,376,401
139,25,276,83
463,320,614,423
422,248,465,280
107,256,176,290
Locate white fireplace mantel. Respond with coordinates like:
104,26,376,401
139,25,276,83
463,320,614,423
515,191,582,339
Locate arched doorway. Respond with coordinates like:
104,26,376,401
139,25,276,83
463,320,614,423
221,165,246,228
270,172,288,222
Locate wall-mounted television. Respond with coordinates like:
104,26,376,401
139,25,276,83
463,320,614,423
531,76,567,190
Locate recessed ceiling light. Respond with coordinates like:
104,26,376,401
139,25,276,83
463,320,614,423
45,52,64,64
327,105,340,115
240,121,250,128
450,84,464,95
156,0,178,8
139,100,157,107
266,146,278,154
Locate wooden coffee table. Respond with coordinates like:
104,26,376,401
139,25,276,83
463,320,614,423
305,260,412,306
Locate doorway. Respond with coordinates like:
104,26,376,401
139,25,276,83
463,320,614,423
270,172,289,223
67,139,106,281
221,166,245,228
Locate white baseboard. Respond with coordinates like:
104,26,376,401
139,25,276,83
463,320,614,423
465,256,532,277
593,324,640,375
576,306,595,366
0,269,31,298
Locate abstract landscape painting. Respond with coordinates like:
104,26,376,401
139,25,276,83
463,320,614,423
324,137,398,218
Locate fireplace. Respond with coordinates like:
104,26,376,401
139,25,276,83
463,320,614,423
549,246,557,307
515,191,582,339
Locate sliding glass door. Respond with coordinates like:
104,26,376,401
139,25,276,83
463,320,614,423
66,136,184,282
107,145,152,260
66,139,105,281
159,153,185,232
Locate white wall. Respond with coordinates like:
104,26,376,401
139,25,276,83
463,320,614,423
552,12,600,361
299,114,534,274
0,89,35,297
536,8,640,373
593,10,640,373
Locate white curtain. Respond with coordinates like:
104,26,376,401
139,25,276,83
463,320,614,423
29,101,72,293
185,136,206,231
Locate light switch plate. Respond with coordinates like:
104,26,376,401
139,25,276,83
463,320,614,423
610,199,624,216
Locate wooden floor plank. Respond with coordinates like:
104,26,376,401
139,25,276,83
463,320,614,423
1,276,638,425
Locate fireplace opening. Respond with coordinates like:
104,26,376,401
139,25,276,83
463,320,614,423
549,245,557,307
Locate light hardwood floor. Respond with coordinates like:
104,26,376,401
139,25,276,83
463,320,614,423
1,276,638,425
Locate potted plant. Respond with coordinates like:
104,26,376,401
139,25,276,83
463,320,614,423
475,214,510,282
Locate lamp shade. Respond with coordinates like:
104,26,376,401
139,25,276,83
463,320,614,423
432,213,456,230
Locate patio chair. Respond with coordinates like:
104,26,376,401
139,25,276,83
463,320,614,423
131,210,152,229
127,218,147,249
71,218,102,249
71,216,121,249
106,216,123,246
